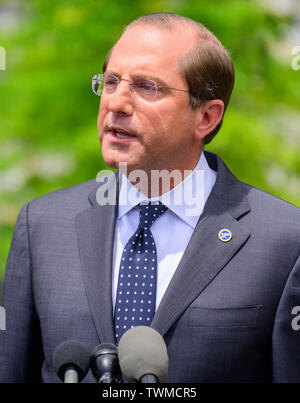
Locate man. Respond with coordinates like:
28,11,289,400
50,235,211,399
1,12,300,383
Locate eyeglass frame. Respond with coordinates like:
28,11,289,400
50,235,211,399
92,73,190,101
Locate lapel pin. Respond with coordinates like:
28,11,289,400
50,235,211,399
218,229,232,242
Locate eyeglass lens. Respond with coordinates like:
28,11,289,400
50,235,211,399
92,74,158,101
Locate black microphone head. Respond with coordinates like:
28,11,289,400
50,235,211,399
118,326,169,383
90,343,121,383
52,340,90,382
92,343,118,356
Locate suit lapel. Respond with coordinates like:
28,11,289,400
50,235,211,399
151,152,251,336
75,173,119,344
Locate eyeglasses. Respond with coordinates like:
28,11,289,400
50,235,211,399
92,73,189,101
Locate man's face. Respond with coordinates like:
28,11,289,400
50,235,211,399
97,25,202,174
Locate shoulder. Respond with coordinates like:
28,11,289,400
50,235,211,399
30,179,96,206
205,151,300,245
21,180,100,223
237,183,300,262
205,150,300,224
244,182,300,226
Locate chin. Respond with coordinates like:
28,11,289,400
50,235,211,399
102,150,138,171
103,158,119,170
102,155,131,171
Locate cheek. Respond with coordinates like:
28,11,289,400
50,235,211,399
97,102,107,136
98,102,105,121
138,104,172,141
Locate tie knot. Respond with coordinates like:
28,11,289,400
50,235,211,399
138,201,168,230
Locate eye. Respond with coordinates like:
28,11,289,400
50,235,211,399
135,79,156,92
103,75,118,86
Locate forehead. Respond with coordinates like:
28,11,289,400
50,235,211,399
107,24,197,79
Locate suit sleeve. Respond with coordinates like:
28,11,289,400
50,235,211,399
272,252,300,382
0,203,43,383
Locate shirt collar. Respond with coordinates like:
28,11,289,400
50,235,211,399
117,152,216,228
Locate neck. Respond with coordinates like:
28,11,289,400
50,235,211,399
120,158,202,198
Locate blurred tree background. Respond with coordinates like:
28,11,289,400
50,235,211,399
0,0,299,291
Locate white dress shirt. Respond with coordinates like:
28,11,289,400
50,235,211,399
112,152,217,312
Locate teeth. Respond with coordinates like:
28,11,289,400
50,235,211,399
116,132,128,138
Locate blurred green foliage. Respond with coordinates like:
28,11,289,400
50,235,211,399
0,0,299,285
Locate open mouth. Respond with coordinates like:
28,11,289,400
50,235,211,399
109,128,137,140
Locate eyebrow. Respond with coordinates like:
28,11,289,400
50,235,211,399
105,69,170,88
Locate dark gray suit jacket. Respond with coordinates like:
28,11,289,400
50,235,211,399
1,151,300,383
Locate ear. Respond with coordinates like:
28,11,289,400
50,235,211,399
194,100,224,141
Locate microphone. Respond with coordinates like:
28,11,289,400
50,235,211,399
90,343,122,383
52,340,90,383
118,326,168,383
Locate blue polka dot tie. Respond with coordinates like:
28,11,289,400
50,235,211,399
114,201,168,344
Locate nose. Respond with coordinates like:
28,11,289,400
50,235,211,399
106,79,134,116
